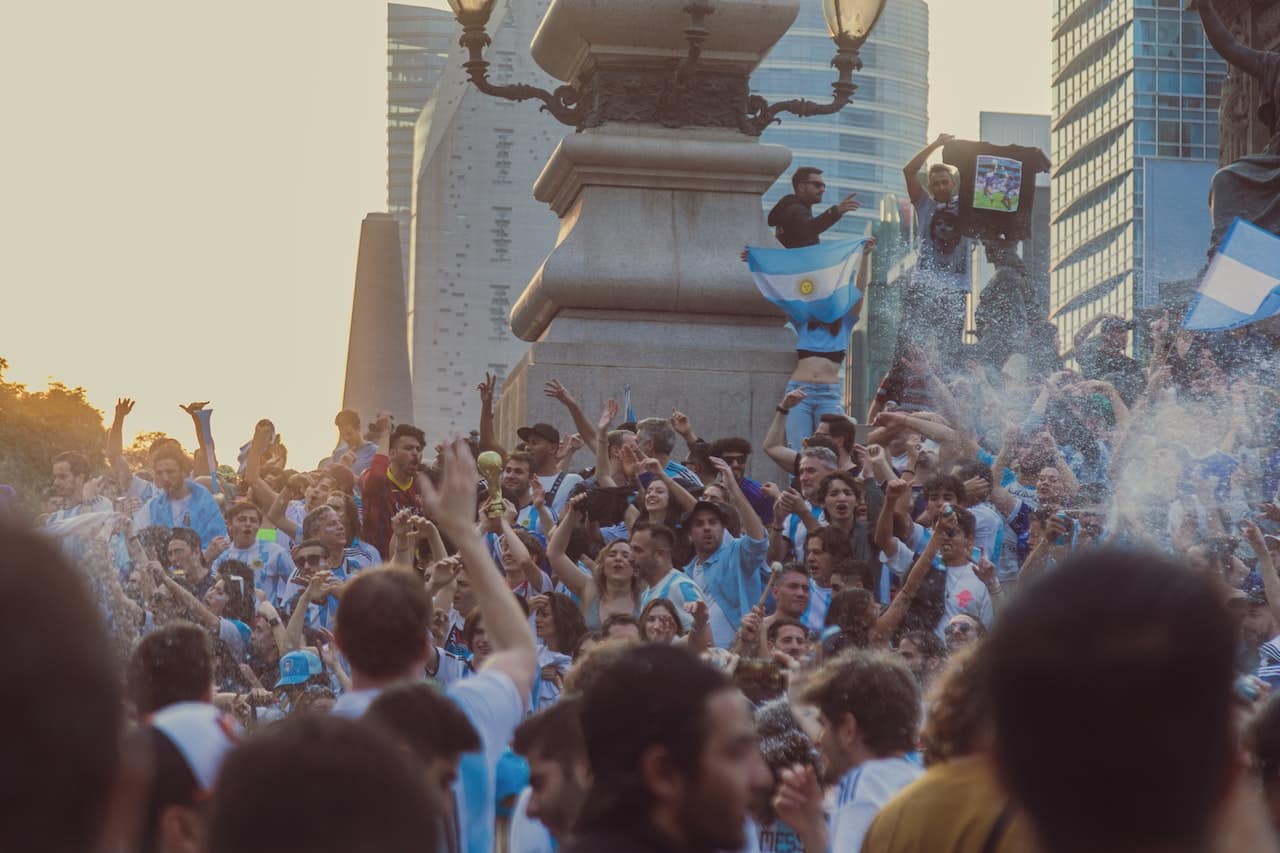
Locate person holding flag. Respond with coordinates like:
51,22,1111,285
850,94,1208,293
743,233,874,451
1182,217,1280,333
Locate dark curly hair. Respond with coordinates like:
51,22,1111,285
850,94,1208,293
799,650,920,756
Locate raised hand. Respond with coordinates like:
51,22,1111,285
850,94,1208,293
372,410,394,438
781,388,807,411
873,410,906,429
708,456,735,483
557,433,584,461
204,535,231,563
837,193,859,214
974,556,997,586
598,399,619,433
179,401,210,417
419,439,485,541
391,507,415,539
684,599,709,631
543,379,574,406
114,398,135,421
304,571,332,603
640,457,664,478
774,764,825,842
1241,519,1267,552
778,488,805,516
760,482,782,502
620,443,642,478
530,477,546,508
670,409,693,438
885,478,911,502
477,373,497,406
934,133,956,146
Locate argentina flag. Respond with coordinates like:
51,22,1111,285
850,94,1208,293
1183,218,1280,332
746,238,869,325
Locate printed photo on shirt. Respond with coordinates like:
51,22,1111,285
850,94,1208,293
973,155,1023,213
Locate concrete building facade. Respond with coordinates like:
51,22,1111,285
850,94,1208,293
407,0,562,441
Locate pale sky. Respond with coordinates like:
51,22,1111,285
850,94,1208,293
0,0,1049,468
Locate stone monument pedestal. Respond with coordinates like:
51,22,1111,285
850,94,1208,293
499,310,795,479
494,0,806,469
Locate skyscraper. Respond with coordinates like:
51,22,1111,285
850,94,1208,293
406,0,562,441
1051,0,1226,347
387,3,455,287
755,0,930,240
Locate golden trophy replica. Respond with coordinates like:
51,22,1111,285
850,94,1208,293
476,451,507,519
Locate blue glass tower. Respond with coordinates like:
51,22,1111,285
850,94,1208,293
755,0,931,240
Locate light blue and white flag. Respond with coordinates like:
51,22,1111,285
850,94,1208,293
1183,218,1280,332
746,238,868,325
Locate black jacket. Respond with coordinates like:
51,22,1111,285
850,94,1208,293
767,194,843,248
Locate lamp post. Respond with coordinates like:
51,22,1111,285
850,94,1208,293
446,0,888,135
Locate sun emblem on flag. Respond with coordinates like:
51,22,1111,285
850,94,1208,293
799,279,815,296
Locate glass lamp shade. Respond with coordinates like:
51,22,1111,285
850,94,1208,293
822,0,887,48
447,0,498,25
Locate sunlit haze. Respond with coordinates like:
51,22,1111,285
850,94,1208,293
0,0,1049,467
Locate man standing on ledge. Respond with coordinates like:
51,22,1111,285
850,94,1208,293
767,166,860,248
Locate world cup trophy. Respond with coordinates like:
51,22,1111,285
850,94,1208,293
476,451,506,519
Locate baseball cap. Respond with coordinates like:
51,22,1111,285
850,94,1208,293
682,500,730,526
276,649,324,689
517,423,560,445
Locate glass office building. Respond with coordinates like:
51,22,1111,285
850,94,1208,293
388,3,455,284
755,0,930,240
1051,0,1226,346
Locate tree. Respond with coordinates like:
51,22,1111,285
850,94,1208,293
0,358,106,516
122,430,185,473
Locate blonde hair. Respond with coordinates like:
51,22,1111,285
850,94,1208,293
591,539,640,608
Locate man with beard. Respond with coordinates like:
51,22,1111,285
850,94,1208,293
774,651,923,852
684,457,770,648
900,133,972,364
510,697,590,848
565,645,772,852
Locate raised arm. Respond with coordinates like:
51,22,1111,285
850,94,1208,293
423,441,537,699
244,420,281,510
265,475,306,540
988,427,1021,517
903,133,953,204
869,529,942,646
642,457,697,514
180,402,216,478
1244,523,1280,629
764,389,806,473
1198,0,1269,79
544,380,598,449
477,373,507,456
150,562,220,633
713,456,766,541
109,398,135,491
874,478,911,556
671,409,701,449
593,399,619,488
546,495,594,601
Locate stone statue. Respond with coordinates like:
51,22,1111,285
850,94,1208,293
1197,0,1280,253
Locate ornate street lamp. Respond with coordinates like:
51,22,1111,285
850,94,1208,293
445,0,888,135
446,0,586,125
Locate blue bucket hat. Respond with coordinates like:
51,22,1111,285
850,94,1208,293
275,649,324,689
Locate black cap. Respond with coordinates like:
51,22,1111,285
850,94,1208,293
682,500,729,526
517,423,560,444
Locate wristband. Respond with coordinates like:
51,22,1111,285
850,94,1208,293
901,469,916,475
777,406,791,414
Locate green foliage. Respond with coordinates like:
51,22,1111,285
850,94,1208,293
0,358,106,514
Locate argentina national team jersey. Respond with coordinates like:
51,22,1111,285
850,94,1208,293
830,756,924,852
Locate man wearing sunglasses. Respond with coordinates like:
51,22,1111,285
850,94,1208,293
766,166,860,249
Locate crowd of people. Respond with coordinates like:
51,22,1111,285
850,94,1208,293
10,42,1280,852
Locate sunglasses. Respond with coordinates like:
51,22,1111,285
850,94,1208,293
806,181,827,189
945,622,974,636
296,554,326,568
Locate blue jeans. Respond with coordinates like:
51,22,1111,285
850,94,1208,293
785,380,845,451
